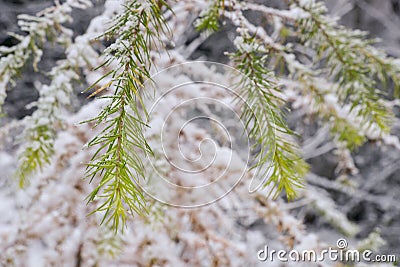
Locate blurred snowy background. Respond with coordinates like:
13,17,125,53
0,0,399,266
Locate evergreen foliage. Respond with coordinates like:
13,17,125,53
1,0,399,235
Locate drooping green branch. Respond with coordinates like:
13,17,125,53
194,0,307,199
230,34,307,199
85,0,170,232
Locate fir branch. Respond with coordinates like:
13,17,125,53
14,1,98,187
85,0,170,232
195,0,226,33
283,62,368,149
195,0,308,198
0,0,90,114
16,64,79,187
227,2,389,149
230,0,398,149
230,34,307,200
291,0,394,134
